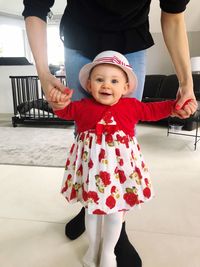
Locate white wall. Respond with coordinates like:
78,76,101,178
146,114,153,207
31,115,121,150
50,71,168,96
149,0,200,33
147,1,200,74
0,14,23,26
0,14,37,114
146,31,200,74
0,65,37,113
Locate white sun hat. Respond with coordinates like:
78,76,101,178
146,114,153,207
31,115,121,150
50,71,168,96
79,50,138,95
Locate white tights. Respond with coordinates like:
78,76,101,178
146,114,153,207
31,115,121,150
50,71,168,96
83,211,123,267
83,213,102,267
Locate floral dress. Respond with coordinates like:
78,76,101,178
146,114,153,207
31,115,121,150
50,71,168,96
54,97,175,215
61,110,153,215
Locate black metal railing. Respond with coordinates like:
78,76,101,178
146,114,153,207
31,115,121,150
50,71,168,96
10,75,73,127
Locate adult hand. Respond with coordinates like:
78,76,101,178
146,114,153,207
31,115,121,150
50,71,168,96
173,85,198,119
39,72,69,103
49,87,73,110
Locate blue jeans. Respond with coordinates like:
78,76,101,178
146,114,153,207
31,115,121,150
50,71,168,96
64,47,146,101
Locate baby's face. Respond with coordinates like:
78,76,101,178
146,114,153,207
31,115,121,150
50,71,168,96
86,64,129,106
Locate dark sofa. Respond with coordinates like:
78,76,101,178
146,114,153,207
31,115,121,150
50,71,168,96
142,74,200,131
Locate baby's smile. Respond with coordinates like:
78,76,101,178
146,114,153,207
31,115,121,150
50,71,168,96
100,92,112,96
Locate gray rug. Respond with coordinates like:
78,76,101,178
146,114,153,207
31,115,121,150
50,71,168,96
0,126,74,167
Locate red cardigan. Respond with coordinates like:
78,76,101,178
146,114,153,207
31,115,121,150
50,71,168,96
54,98,175,136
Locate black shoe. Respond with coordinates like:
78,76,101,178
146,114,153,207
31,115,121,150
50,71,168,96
65,207,85,240
114,222,142,267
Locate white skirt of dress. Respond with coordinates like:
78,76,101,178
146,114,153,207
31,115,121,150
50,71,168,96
61,128,154,215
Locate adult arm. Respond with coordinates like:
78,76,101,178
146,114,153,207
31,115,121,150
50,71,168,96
25,16,67,103
161,11,197,118
23,0,68,103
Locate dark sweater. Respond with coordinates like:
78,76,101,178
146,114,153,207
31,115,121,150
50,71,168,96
22,0,189,58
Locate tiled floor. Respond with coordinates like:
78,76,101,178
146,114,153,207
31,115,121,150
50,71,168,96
0,123,200,267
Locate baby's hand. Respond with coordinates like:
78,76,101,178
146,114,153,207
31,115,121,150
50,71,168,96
49,87,73,110
171,99,194,118
49,87,73,103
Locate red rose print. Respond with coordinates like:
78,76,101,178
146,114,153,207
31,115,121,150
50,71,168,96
115,149,124,165
111,186,117,194
70,187,77,200
121,136,129,148
135,166,142,179
131,150,135,159
141,161,145,168
82,186,88,202
143,187,151,199
118,170,126,184
116,134,122,142
87,191,99,204
114,167,126,183
93,209,107,215
88,159,94,169
76,164,83,176
99,149,106,162
99,171,111,186
123,191,139,207
118,158,124,166
105,134,113,144
69,143,75,154
67,174,72,181
131,162,134,167
65,158,70,169
106,195,116,209
89,137,92,148
61,174,72,193
61,187,67,194
137,143,141,151
116,135,129,148
79,133,85,142
144,178,149,186
115,148,121,156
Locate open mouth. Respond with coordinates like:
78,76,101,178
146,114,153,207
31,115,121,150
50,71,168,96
100,92,112,96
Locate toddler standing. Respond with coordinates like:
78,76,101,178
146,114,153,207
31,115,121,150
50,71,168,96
50,51,177,267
